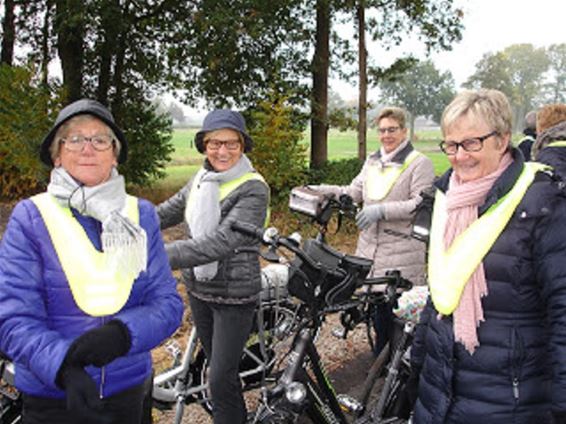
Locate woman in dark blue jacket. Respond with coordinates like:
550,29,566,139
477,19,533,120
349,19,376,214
0,99,183,424
410,90,566,423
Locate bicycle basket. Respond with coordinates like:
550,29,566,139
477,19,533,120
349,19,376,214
288,239,373,306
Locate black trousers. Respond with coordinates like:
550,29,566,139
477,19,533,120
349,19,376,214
189,294,256,424
22,375,153,424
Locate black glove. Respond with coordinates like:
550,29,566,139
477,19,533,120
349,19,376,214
553,411,566,424
67,320,131,368
58,365,112,424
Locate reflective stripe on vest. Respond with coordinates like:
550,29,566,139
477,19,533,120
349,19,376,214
428,162,548,315
365,150,421,201
547,140,566,148
185,172,270,226
31,192,139,317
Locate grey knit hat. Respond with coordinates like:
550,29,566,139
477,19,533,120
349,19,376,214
194,109,253,154
40,99,127,166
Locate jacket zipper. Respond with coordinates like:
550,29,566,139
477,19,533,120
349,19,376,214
510,328,523,401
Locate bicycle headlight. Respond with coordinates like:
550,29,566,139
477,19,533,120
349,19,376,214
285,382,307,404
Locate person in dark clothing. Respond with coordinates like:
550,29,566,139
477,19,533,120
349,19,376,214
532,103,566,178
516,110,537,160
0,99,183,424
408,90,566,423
157,109,269,424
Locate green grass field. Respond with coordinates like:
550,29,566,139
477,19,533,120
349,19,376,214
161,127,526,191
162,128,450,189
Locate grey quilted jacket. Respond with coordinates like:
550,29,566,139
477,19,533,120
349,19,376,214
314,143,434,285
157,171,269,304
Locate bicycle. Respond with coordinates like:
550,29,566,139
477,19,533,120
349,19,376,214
151,263,300,423
230,220,415,424
152,189,361,423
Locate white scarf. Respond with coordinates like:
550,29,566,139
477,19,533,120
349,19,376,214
186,155,254,280
378,139,410,167
47,167,147,279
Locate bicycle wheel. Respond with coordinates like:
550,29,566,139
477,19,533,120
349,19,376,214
196,303,299,413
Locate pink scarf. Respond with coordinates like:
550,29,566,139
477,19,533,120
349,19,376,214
444,153,513,354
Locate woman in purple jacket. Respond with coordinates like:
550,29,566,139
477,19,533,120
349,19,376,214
0,99,183,424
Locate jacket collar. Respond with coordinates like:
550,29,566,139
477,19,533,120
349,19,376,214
370,141,414,164
434,148,525,215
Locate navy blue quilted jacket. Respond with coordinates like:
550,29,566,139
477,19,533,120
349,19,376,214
0,197,183,399
411,150,566,423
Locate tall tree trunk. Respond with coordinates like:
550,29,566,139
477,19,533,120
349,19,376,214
357,0,367,160
41,0,52,87
310,0,330,169
1,0,16,66
97,0,121,104
111,33,127,124
55,0,85,102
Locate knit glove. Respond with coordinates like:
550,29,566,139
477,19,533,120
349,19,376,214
355,204,384,230
57,365,112,424
66,320,131,368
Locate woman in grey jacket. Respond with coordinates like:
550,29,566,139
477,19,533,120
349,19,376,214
307,106,435,355
157,109,269,424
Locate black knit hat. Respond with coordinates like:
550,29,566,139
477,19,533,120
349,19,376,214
40,99,128,166
194,109,253,154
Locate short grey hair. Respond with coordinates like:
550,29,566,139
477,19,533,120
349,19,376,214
49,115,121,162
441,89,513,136
376,106,408,129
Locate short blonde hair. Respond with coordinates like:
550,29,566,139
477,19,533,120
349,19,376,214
376,106,408,129
50,115,121,162
441,89,512,136
536,104,566,134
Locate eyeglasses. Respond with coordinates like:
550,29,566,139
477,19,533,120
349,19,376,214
378,126,400,134
439,131,499,155
60,134,114,152
205,139,242,151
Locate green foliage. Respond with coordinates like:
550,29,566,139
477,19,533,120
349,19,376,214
543,43,566,103
306,157,364,185
379,59,455,127
247,95,309,204
328,107,358,131
119,95,174,187
464,44,550,129
0,64,61,201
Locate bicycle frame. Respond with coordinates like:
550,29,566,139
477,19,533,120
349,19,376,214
254,321,349,424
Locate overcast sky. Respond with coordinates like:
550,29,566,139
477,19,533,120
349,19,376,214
330,0,566,102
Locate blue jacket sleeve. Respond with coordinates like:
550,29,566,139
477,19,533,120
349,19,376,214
114,200,183,353
0,200,72,388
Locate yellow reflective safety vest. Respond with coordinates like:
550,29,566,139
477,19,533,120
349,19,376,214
365,150,421,201
428,162,549,315
185,171,270,226
548,141,566,147
31,192,140,317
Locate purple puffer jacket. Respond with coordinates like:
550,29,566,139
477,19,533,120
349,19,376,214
0,197,183,399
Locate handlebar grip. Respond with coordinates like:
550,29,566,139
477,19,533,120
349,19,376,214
231,221,265,240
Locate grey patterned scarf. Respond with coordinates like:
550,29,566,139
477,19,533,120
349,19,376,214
47,167,147,279
185,155,254,280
